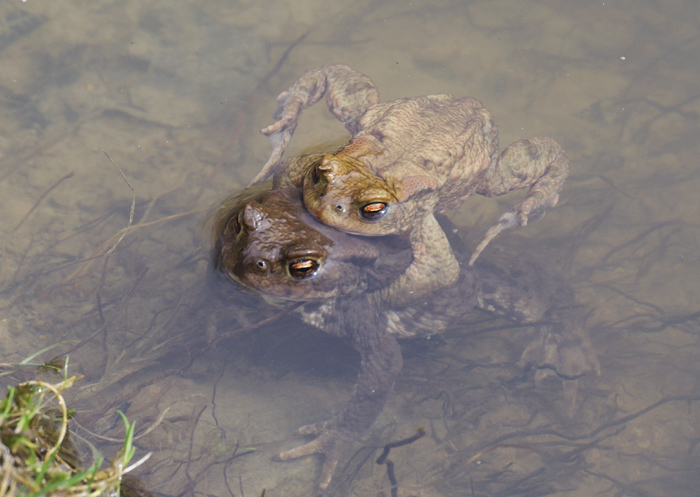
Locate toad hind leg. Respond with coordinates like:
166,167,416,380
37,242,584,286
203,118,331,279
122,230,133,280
470,137,569,266
277,307,403,491
250,64,380,186
517,316,600,417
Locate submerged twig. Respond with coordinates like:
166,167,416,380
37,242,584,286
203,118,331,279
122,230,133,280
375,428,426,497
48,207,210,293
12,172,74,233
99,149,135,257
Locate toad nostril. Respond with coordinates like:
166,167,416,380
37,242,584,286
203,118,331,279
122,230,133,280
335,204,344,213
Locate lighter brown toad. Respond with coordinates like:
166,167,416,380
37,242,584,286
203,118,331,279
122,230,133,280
250,64,569,308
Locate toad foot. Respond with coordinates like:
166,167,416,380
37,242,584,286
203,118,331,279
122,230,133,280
518,318,600,417
278,421,355,491
470,137,569,265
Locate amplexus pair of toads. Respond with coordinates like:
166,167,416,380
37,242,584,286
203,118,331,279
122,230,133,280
213,64,582,491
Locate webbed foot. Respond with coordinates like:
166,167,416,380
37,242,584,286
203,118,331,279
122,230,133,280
518,318,600,417
277,420,355,491
250,87,316,186
250,65,379,187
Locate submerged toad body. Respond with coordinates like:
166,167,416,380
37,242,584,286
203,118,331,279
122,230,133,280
249,64,569,307
212,183,599,491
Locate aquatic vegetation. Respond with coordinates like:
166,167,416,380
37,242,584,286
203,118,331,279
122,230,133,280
0,372,149,497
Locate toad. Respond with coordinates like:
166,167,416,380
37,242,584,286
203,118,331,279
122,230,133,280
211,181,598,491
249,64,569,309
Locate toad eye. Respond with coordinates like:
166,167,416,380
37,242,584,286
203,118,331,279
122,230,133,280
360,202,389,221
288,259,319,280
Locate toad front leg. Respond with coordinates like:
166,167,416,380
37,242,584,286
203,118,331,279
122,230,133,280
250,64,380,186
373,212,460,309
278,300,403,491
470,137,569,265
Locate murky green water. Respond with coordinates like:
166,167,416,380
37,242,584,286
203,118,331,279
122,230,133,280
1,0,699,495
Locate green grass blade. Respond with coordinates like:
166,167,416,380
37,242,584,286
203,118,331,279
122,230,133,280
19,341,79,366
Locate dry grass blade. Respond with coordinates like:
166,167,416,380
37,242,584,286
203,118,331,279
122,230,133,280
99,149,135,257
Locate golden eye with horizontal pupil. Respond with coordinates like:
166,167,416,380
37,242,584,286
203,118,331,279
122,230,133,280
360,202,388,221
288,259,319,280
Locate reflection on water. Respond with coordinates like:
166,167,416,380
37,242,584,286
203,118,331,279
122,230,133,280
1,0,699,495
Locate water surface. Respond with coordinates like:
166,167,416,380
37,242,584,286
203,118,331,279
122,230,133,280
1,1,699,495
